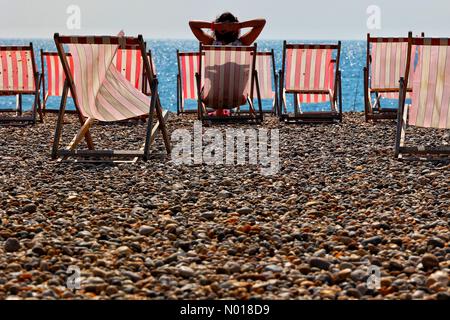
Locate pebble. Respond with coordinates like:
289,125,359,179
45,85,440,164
22,203,37,213
421,254,440,270
264,265,283,273
178,266,195,278
309,258,331,270
237,207,253,214
138,225,155,236
4,238,21,252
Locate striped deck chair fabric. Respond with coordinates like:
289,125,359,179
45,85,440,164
255,52,275,100
68,37,151,122
370,38,415,99
409,39,450,129
42,52,74,98
0,46,36,93
114,48,155,94
285,44,336,103
179,52,201,101
201,46,254,109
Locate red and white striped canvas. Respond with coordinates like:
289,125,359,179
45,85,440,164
255,52,274,100
179,52,202,100
201,46,254,109
285,46,335,103
0,47,35,93
370,39,415,99
409,39,450,129
44,53,74,97
68,35,151,122
113,48,155,93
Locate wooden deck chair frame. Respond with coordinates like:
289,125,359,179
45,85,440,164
0,43,43,125
395,32,450,161
52,33,171,163
195,43,263,124
176,51,201,115
364,33,424,122
41,47,154,115
278,41,342,124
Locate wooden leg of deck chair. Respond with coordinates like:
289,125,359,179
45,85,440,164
143,82,157,161
394,78,407,159
155,95,171,155
67,117,94,151
52,80,70,160
254,70,264,120
16,94,22,117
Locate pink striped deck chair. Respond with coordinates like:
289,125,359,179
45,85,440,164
41,51,76,113
0,43,42,125
254,51,277,114
196,44,263,123
279,42,342,123
52,33,170,163
395,33,450,160
176,51,203,114
41,47,155,113
364,34,423,122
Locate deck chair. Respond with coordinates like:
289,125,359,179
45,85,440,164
41,47,155,113
364,33,423,122
0,43,42,125
196,44,263,123
279,42,342,123
176,51,202,114
52,33,171,163
254,51,278,114
395,32,450,161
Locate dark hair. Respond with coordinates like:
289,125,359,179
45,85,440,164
214,12,240,44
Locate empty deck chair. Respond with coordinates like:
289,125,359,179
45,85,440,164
279,41,342,123
364,34,423,122
395,33,450,161
196,44,263,123
0,43,42,125
254,51,278,114
52,33,170,163
177,51,202,114
41,47,155,113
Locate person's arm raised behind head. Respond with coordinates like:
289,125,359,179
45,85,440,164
237,19,266,46
189,21,215,45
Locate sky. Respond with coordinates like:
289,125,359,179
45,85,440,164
1,0,450,40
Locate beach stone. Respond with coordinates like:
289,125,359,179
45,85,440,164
122,271,142,282
265,265,283,273
4,238,21,252
335,269,352,282
309,258,331,270
427,238,445,248
362,236,383,246
217,190,231,198
116,246,132,257
22,203,37,213
237,207,253,214
350,269,367,282
139,225,155,236
105,285,119,296
428,271,448,287
200,212,215,220
32,245,46,256
224,262,241,274
422,254,440,270
178,266,195,278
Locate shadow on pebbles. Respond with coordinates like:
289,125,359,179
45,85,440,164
0,112,449,300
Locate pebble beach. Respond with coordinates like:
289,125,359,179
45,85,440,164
0,112,449,300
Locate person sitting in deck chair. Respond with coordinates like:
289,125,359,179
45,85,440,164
189,13,266,116
189,12,266,46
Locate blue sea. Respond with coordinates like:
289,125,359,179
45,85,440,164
0,39,387,113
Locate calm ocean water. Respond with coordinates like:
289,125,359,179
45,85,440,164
0,39,380,113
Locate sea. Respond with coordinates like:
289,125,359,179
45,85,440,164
0,39,398,113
